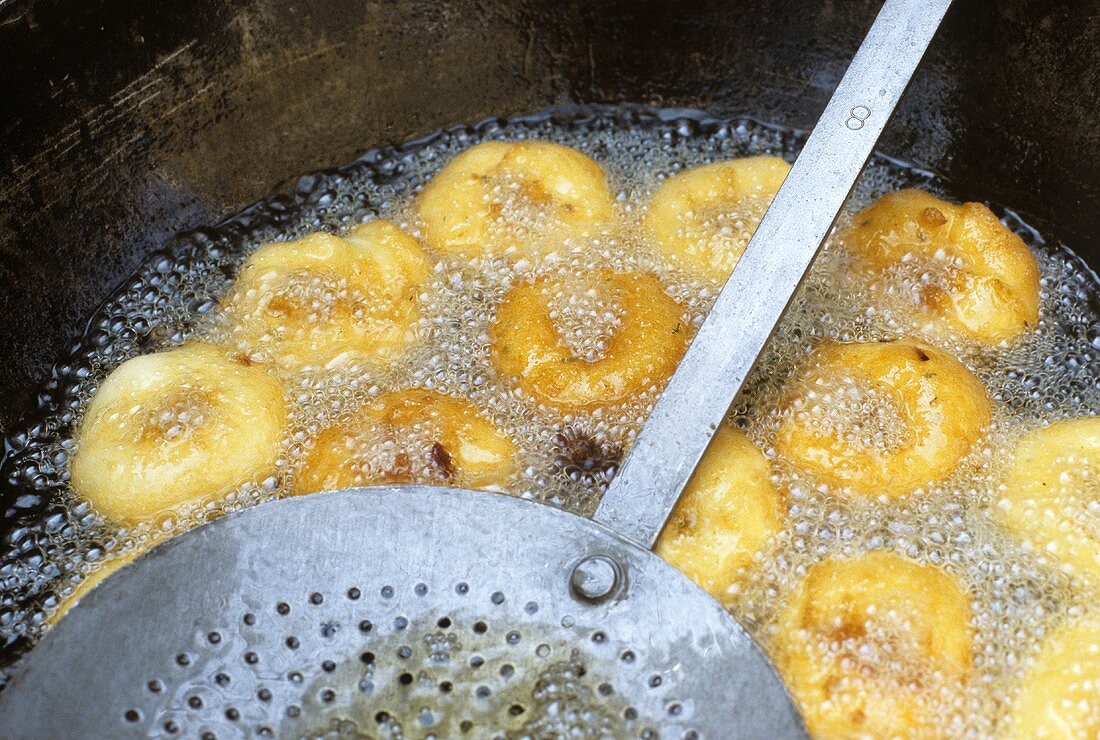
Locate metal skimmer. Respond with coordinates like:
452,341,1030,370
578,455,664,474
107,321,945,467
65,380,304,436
0,0,951,736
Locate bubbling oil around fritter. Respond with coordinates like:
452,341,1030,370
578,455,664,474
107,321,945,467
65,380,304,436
0,109,1097,738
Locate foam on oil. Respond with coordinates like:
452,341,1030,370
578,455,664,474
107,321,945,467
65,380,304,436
1,108,1098,737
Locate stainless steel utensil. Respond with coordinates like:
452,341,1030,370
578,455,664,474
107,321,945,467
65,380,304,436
0,0,951,735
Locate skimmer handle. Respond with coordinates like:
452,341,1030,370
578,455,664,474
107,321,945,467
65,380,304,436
594,0,954,548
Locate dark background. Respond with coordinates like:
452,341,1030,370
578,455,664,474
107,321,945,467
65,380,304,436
1,0,1098,432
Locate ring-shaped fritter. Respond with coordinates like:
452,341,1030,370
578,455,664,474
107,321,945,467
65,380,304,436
489,270,690,412
999,416,1100,593
655,426,784,600
415,140,615,257
219,220,429,371
71,343,288,524
47,549,141,625
294,388,518,494
776,340,992,498
774,551,974,738
1007,613,1100,739
843,189,1040,344
646,155,791,282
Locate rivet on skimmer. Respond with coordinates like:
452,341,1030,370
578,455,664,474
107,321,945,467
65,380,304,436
570,555,621,603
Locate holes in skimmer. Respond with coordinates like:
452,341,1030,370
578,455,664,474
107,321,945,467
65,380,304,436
124,579,692,738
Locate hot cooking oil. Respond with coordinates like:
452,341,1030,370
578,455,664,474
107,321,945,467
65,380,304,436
0,108,1096,737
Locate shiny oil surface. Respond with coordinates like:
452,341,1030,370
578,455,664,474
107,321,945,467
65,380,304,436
1,109,1097,736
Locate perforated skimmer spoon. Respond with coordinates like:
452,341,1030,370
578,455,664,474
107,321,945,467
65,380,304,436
0,0,951,736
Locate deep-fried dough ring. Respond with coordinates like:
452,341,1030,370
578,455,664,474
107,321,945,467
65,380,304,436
220,220,429,371
655,426,784,599
999,416,1100,593
415,140,615,257
71,343,288,524
646,156,790,282
775,551,974,738
294,388,518,493
776,340,991,498
48,549,141,625
1007,613,1100,739
844,189,1040,344
489,270,690,411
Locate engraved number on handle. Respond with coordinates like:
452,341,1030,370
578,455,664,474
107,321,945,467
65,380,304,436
845,106,872,130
